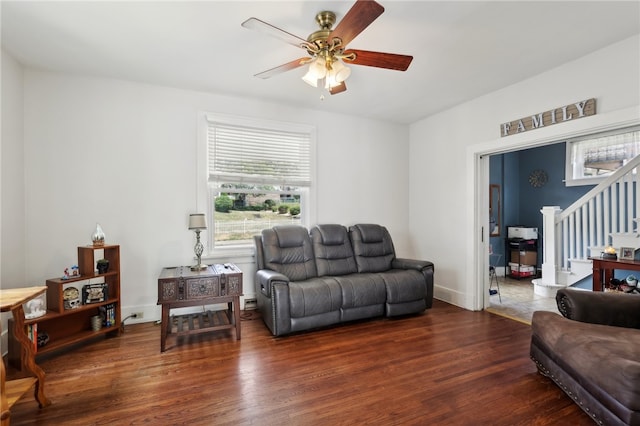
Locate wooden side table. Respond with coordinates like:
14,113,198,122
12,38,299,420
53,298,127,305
590,257,640,291
1,286,51,426
157,264,243,352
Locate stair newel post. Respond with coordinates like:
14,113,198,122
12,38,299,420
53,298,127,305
540,206,562,285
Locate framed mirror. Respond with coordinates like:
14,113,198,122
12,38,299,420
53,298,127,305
489,184,500,237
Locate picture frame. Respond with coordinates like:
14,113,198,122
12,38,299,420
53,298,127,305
619,247,635,260
489,184,500,237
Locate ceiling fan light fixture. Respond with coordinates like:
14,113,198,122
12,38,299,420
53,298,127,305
302,57,327,87
324,71,339,89
323,59,351,89
330,60,351,83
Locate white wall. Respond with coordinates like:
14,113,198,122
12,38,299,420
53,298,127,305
1,50,26,289
19,70,410,323
409,35,640,310
1,50,26,352
10,33,639,326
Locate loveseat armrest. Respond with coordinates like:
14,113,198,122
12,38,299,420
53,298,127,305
392,258,434,272
556,288,640,329
256,269,290,298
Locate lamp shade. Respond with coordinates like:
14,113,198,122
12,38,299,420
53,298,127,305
331,60,351,83
323,59,351,89
302,57,327,87
188,213,207,230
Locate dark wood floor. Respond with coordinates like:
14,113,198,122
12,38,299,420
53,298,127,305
8,300,592,425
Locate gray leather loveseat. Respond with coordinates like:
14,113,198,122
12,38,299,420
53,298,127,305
254,224,434,336
530,288,640,425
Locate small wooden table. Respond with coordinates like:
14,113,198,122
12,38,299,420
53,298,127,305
157,264,243,352
590,257,640,291
1,286,51,426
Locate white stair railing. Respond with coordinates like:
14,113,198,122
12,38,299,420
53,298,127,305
541,154,640,284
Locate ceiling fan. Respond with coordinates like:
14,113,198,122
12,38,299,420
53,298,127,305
241,0,413,95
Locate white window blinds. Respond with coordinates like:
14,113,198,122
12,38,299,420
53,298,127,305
207,117,312,186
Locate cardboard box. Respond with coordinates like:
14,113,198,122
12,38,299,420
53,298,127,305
509,263,536,276
511,270,535,278
511,250,537,266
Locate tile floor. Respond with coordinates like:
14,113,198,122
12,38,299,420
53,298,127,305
486,275,559,324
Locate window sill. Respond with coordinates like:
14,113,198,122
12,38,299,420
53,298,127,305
564,176,606,187
201,244,255,263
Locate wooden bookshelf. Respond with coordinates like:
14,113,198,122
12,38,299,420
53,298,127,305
8,245,121,370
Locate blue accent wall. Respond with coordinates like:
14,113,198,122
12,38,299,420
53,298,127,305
489,155,503,260
489,142,595,268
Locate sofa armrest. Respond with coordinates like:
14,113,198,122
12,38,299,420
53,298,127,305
392,258,434,272
392,258,434,309
256,269,290,298
556,288,640,329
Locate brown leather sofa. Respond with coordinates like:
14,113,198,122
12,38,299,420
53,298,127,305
530,288,640,425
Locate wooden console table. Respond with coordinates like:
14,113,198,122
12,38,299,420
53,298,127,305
1,286,51,426
590,257,640,291
157,264,243,352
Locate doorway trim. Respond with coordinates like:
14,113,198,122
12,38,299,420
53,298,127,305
470,106,640,311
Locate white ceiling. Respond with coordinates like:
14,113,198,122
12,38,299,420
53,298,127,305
2,1,639,124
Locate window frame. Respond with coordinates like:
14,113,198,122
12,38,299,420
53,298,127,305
197,112,316,253
565,125,640,187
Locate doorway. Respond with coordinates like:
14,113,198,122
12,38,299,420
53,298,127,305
473,108,640,314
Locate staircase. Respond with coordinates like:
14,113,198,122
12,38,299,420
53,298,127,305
534,154,640,296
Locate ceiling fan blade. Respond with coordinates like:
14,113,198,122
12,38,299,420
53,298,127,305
344,49,413,71
242,18,308,49
328,0,384,47
329,82,347,95
254,57,311,79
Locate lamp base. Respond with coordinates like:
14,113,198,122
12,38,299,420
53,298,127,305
190,264,208,271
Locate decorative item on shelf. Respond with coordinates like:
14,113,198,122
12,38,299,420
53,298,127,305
24,293,47,319
96,258,110,274
90,315,102,332
622,275,639,293
608,278,622,292
62,264,80,280
37,331,49,348
188,213,208,271
99,303,116,327
83,283,107,304
63,286,80,310
619,247,636,260
91,223,106,246
601,246,617,260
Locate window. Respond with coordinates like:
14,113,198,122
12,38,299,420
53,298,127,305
565,126,640,186
204,113,315,247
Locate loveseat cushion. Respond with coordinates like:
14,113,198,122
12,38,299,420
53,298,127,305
532,311,640,413
262,226,317,282
311,224,358,276
349,224,395,273
289,277,342,318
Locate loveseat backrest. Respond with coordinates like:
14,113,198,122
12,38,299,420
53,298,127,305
260,225,318,281
349,224,396,273
310,224,358,276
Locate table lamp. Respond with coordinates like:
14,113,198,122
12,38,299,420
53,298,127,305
188,213,208,271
